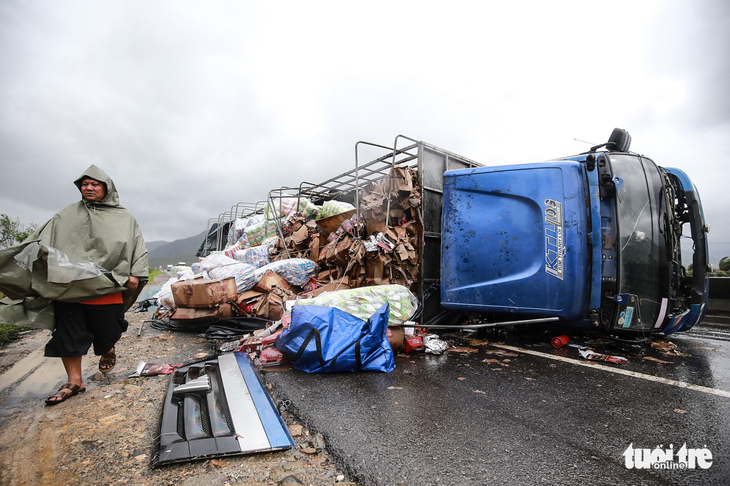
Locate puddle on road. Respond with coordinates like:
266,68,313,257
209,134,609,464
0,349,67,410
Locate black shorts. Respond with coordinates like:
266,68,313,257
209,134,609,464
45,302,129,357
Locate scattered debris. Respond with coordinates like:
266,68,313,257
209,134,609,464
130,361,183,377
447,347,479,354
423,334,448,355
551,335,570,348
404,336,425,353
468,339,490,346
674,408,688,414
484,350,518,357
288,424,304,437
644,356,672,364
579,349,628,365
651,340,682,355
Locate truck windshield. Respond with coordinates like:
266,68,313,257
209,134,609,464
609,154,668,330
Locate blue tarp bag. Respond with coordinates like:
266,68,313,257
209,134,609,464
274,304,395,373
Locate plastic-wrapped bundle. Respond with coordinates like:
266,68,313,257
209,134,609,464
209,262,257,293
177,269,208,281
244,218,281,248
153,277,180,310
227,215,265,247
255,258,316,286
316,200,356,219
170,265,192,279
265,198,320,220
223,243,242,259
191,253,238,274
293,284,417,327
234,239,275,268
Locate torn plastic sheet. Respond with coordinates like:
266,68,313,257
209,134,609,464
1,240,129,329
16,242,109,284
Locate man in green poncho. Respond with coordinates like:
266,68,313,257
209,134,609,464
0,165,148,404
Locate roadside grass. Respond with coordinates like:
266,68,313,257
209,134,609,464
0,323,25,347
149,268,163,281
0,291,31,347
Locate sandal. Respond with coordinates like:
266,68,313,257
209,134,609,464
99,348,116,373
46,383,85,406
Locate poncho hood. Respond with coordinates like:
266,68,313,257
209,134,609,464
0,165,148,329
73,164,121,207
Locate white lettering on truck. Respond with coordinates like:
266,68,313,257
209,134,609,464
544,199,565,280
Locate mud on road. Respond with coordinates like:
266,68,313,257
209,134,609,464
0,290,354,485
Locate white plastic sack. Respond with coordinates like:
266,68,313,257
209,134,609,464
244,219,281,248
227,215,265,247
191,254,238,274
265,198,320,220
153,277,179,310
209,263,257,293
255,258,316,286
234,240,275,268
316,200,355,219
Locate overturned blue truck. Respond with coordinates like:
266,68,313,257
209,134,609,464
440,129,709,336
199,129,709,337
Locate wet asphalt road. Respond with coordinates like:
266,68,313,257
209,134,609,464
265,323,730,485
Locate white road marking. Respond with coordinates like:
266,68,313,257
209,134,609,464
493,344,730,399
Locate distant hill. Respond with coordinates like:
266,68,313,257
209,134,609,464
148,231,205,269
146,240,169,253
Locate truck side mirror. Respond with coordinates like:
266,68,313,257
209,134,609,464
607,128,631,152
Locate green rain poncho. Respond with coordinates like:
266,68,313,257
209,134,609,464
0,165,148,329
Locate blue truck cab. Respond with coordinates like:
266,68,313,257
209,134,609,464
440,129,709,335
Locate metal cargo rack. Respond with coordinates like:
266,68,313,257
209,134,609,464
201,201,267,257
201,135,483,323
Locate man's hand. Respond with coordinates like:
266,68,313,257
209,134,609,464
125,276,139,291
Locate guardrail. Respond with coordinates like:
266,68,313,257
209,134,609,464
706,277,730,324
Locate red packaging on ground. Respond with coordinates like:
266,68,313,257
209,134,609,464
260,348,284,367
405,336,424,353
551,335,570,348
579,349,628,365
262,331,283,347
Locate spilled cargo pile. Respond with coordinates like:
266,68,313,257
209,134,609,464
150,165,428,369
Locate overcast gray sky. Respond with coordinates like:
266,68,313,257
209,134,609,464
1,1,728,264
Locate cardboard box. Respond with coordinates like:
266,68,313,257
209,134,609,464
171,277,238,309
215,303,236,318
236,290,264,315
254,287,294,321
311,282,351,298
254,270,293,293
171,307,218,323
386,326,405,353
